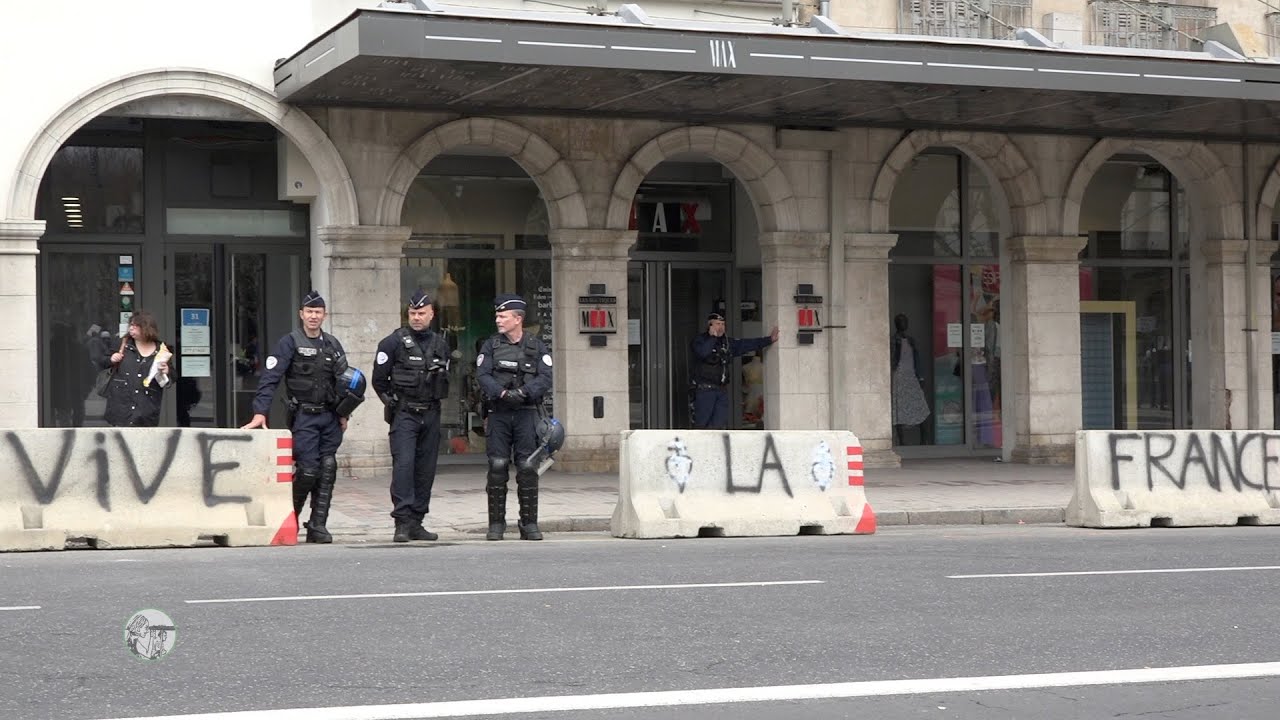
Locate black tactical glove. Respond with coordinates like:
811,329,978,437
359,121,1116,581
502,388,527,407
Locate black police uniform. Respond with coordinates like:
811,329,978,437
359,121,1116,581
476,293,553,540
689,313,774,429
252,292,349,543
372,292,451,542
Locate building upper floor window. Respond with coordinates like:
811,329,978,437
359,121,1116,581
1268,12,1280,57
1089,0,1216,51
899,0,1031,40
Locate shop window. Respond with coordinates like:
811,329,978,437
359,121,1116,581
37,146,144,234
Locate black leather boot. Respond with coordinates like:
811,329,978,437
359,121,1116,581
393,519,411,543
305,456,337,543
486,458,509,541
408,520,438,541
516,465,542,541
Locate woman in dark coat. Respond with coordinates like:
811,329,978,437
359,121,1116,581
102,310,172,427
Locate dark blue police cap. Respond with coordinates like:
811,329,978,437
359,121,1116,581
494,293,527,312
301,290,326,309
408,289,431,309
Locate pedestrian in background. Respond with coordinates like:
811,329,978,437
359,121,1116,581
103,310,171,428
372,289,451,543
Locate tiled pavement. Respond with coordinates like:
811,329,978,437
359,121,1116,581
314,457,1075,542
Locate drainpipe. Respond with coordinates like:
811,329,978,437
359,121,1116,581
782,0,794,24
828,139,847,430
1243,140,1259,429
820,1,831,16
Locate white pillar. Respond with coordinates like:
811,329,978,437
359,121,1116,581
316,224,410,479
759,231,832,431
0,220,43,426
843,232,899,468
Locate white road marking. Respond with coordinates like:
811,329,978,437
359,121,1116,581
87,661,1280,720
186,580,823,605
0,605,40,611
949,565,1280,579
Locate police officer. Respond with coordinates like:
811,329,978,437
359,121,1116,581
242,291,353,543
372,289,451,543
476,293,552,541
690,311,779,429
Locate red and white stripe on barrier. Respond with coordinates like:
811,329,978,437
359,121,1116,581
846,445,864,486
846,444,876,534
276,436,294,483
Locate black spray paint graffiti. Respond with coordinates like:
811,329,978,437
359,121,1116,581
5,430,254,510
1108,432,1280,493
722,434,794,498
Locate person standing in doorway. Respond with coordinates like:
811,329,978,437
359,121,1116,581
242,291,353,544
372,289,451,544
103,310,172,427
689,310,778,430
476,293,553,541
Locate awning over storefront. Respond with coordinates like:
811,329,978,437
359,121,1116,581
274,6,1280,141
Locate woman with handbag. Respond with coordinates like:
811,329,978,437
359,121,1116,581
102,310,172,427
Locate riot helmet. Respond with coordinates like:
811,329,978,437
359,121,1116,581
535,416,566,456
332,367,367,417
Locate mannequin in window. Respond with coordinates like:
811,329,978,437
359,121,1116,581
890,313,931,445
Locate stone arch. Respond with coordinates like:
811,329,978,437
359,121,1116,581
1063,137,1240,239
869,130,1046,236
1255,156,1280,243
605,127,800,232
7,68,358,226
375,117,587,229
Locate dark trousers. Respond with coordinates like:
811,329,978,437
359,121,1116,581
692,387,730,429
388,407,441,521
292,410,343,472
486,407,539,463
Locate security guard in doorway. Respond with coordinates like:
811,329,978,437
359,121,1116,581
372,289,451,543
476,293,553,541
243,291,362,543
690,310,778,430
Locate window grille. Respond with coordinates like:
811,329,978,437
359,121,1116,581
1090,1,1216,51
900,0,1031,40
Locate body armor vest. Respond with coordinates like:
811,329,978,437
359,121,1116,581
490,334,540,392
390,329,448,403
692,335,729,387
285,330,338,407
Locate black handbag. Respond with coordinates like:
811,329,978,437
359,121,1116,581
94,337,129,398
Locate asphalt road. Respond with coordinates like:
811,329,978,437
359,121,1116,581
2,525,1280,720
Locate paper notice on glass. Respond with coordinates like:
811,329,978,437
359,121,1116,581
180,308,211,354
628,319,641,345
970,323,985,347
182,355,211,378
1272,332,1280,354
947,323,963,348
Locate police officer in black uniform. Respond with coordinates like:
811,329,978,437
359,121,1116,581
372,289,451,543
242,291,353,543
690,310,779,429
476,293,553,541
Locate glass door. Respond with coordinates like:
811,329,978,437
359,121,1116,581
169,242,306,428
628,261,731,429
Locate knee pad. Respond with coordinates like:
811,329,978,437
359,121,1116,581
296,463,321,481
515,461,538,485
320,455,337,477
487,457,509,484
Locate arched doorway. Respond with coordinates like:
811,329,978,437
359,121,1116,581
887,149,1006,454
1077,156,1191,430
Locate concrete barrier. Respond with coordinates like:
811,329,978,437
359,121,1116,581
0,428,298,551
611,430,876,538
1067,430,1280,528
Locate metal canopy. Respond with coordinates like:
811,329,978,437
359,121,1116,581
274,9,1280,141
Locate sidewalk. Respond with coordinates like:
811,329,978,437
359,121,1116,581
316,458,1075,542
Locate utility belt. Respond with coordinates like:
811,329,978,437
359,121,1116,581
691,382,726,392
289,401,331,415
400,400,440,414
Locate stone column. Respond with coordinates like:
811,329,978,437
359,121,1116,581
549,228,635,472
1194,238,1277,429
316,224,411,479
0,220,42,427
759,231,832,431
843,233,899,468
1006,236,1086,464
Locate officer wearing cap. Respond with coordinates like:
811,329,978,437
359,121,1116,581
372,289,451,543
476,293,553,540
690,310,779,429
242,291,354,543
